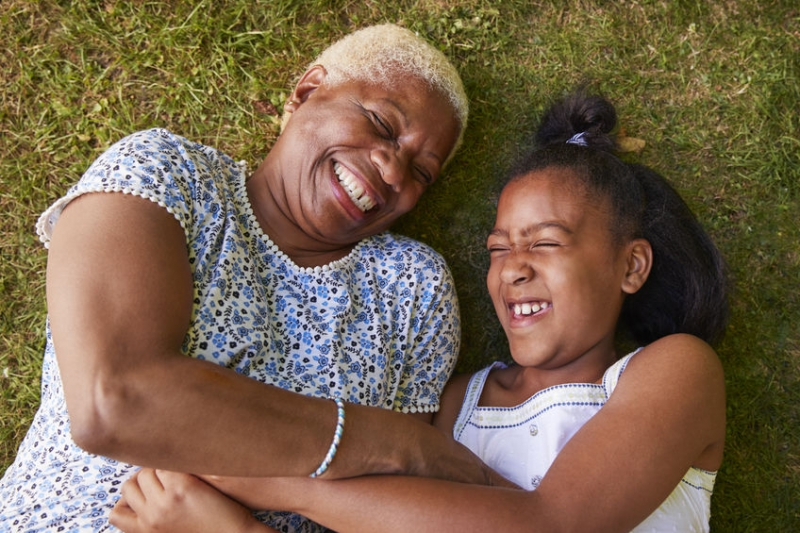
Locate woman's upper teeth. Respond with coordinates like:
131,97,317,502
513,301,549,316
335,163,376,212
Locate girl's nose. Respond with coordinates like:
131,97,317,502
499,253,534,285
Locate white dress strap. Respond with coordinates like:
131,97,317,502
452,361,506,441
601,348,642,398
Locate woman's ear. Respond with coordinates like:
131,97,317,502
281,65,327,131
621,238,653,295
284,65,327,113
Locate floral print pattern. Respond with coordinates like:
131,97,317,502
0,129,460,532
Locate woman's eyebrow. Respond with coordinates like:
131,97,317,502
376,98,409,125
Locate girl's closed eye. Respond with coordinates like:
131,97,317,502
486,236,509,255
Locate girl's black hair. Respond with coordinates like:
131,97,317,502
507,89,729,346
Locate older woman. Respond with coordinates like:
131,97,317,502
0,24,497,533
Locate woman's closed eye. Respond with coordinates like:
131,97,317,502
370,111,394,139
367,109,434,185
414,165,434,185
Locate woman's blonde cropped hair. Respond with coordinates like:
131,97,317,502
290,24,469,163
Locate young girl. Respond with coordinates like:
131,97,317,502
110,90,728,533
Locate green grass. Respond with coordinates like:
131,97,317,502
1,0,798,530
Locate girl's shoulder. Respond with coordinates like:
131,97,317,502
605,335,722,395
615,334,724,398
627,334,722,379
612,334,726,470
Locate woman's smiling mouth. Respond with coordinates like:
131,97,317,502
334,162,376,212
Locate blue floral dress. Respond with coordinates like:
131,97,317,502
0,129,460,532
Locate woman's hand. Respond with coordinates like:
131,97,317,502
109,469,276,533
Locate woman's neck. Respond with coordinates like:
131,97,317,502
245,172,355,268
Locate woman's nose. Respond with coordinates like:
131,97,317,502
371,146,409,192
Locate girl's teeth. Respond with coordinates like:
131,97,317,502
514,302,548,316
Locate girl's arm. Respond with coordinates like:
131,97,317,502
211,334,725,532
109,469,276,533
48,192,494,484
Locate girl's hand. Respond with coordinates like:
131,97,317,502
109,468,275,533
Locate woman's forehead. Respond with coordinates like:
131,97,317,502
339,74,449,108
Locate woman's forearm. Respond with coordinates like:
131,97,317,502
65,349,491,483
63,349,359,478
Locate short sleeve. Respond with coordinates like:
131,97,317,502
392,248,461,413
36,129,201,247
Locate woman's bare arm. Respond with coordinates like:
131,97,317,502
47,192,494,483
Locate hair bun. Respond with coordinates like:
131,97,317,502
535,89,618,152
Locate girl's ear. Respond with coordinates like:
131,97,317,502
621,239,653,295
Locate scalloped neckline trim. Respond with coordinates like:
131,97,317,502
236,164,364,274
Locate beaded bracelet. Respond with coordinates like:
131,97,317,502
309,396,346,478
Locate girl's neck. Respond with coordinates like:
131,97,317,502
484,349,618,408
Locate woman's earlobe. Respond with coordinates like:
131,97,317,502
622,239,653,294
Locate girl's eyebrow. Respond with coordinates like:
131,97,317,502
489,221,573,239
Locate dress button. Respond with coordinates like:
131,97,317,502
531,475,542,488
529,424,539,436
